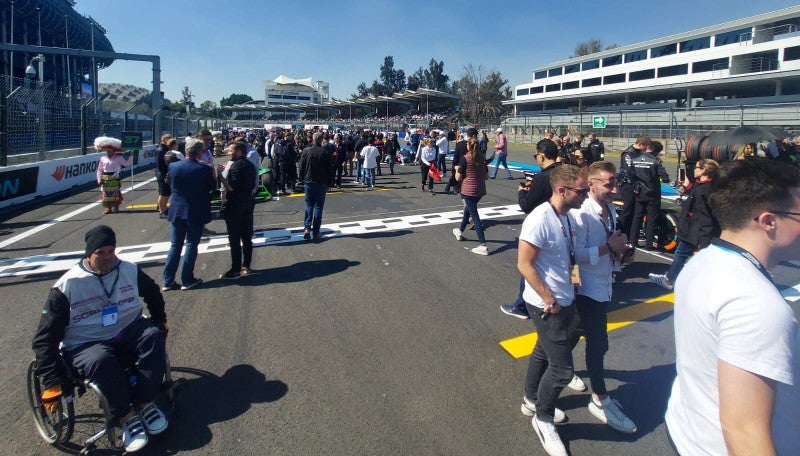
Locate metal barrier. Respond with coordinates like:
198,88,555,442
0,75,227,167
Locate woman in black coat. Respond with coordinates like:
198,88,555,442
649,159,721,290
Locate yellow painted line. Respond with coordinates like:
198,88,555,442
285,187,392,197
499,293,675,359
127,203,158,209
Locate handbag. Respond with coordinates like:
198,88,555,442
428,162,442,182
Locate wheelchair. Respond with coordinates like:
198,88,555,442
26,347,181,455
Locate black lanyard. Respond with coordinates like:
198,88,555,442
710,238,774,285
550,203,576,265
599,202,614,237
85,260,121,299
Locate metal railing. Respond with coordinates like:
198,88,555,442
0,75,227,166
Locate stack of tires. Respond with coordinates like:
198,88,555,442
684,134,744,162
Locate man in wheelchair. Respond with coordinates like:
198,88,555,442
32,225,169,452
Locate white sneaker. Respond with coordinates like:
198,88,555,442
520,396,567,424
588,396,637,433
471,245,489,256
648,273,673,290
122,415,149,452
452,228,463,241
139,403,168,435
567,374,588,392
531,416,568,456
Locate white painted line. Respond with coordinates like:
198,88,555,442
0,177,157,250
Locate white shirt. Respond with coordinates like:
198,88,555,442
360,145,379,169
571,197,616,302
519,202,576,308
665,243,797,455
436,137,449,156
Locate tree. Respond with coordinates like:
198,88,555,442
453,64,511,120
571,39,619,57
379,56,406,94
351,82,370,99
406,60,451,92
220,93,254,106
199,100,217,112
407,68,425,91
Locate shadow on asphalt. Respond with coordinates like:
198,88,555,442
201,258,361,289
146,364,288,454
557,363,676,445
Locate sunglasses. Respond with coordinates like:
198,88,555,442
753,210,800,222
564,186,590,196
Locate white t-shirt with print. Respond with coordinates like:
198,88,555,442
665,243,797,455
518,202,575,308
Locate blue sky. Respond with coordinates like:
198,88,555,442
74,0,800,105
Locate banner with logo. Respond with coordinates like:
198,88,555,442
0,145,156,209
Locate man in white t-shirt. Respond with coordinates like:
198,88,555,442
518,164,588,456
360,142,379,190
568,161,636,434
665,158,800,455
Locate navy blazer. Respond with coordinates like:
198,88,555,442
167,158,216,225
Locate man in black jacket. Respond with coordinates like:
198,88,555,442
155,134,172,217
299,132,333,240
32,225,168,453
501,139,561,320
586,133,605,163
219,141,257,279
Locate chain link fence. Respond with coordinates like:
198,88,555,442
0,75,227,166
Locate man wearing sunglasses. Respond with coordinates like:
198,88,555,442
518,165,589,456
666,158,800,455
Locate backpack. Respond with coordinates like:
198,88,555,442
273,140,286,158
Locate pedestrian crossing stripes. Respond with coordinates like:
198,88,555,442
0,204,524,278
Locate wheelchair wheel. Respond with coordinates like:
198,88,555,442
27,360,74,445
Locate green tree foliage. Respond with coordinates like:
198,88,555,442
379,56,406,94
406,59,451,92
353,56,449,97
220,93,254,106
571,39,619,57
453,64,511,120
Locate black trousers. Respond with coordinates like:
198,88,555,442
65,318,166,420
224,201,254,271
630,196,661,248
568,295,609,395
420,163,434,189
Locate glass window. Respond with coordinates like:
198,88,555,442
680,36,710,53
603,55,622,67
624,50,648,63
604,73,626,84
658,64,688,77
692,57,729,73
534,70,547,80
582,59,599,71
546,83,561,92
650,43,677,58
548,67,563,77
785,45,800,61
582,77,602,87
284,95,297,99
562,80,579,90
299,96,311,100
564,63,580,74
629,69,655,81
715,28,752,46
517,88,530,96
531,86,544,94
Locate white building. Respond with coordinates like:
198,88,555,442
506,6,800,114
264,75,329,106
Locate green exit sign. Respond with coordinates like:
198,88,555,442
121,131,142,150
592,116,607,129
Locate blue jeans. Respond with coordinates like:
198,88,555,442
525,303,575,423
388,155,395,174
491,153,512,178
304,183,328,235
363,168,375,187
667,240,697,283
163,218,204,285
354,161,363,183
459,195,486,244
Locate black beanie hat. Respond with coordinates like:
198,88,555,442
84,225,116,257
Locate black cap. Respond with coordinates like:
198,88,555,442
84,225,116,258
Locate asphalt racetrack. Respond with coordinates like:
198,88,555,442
2,148,799,455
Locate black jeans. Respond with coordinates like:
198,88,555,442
630,196,661,248
65,318,166,420
568,295,609,395
224,201,254,271
420,163,434,189
524,303,575,423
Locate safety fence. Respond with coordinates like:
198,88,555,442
0,75,226,166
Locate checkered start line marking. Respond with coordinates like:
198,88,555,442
0,205,524,278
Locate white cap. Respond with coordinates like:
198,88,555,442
496,128,503,133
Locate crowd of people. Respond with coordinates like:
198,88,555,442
34,124,800,454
